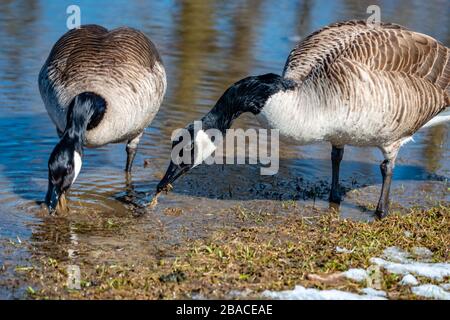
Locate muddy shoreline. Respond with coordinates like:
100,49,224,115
1,200,448,300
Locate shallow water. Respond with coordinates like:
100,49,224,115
0,0,448,299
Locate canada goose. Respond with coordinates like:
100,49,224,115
39,25,166,214
157,21,449,218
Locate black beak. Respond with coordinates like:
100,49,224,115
156,161,191,193
45,181,60,215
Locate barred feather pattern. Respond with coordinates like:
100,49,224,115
265,21,450,154
39,25,166,147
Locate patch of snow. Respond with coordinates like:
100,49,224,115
260,246,447,301
370,257,450,281
411,247,433,260
382,246,411,263
411,284,450,300
343,268,368,282
335,246,354,254
262,285,386,300
400,274,419,286
360,288,387,297
440,283,450,291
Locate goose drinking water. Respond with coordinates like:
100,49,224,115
157,21,449,218
39,25,166,214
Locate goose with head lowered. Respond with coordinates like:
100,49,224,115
157,20,449,218
39,25,166,214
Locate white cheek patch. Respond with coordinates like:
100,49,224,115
193,130,216,167
73,151,82,185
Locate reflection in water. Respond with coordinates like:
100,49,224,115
172,0,216,115
422,126,447,173
0,0,448,298
295,0,313,39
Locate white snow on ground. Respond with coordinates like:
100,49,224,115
440,283,450,291
382,246,411,263
258,246,449,300
342,268,368,282
262,285,386,300
335,246,354,254
411,285,450,300
411,247,433,260
400,274,419,286
370,257,450,281
370,246,450,282
360,288,387,297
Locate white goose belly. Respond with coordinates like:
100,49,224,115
256,90,404,148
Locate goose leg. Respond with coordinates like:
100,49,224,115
329,145,344,204
125,133,142,172
375,144,399,218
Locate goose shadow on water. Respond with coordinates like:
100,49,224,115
114,172,152,216
115,157,449,214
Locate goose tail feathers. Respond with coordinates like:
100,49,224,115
421,107,450,129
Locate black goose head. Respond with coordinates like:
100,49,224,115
44,92,105,215
45,138,82,214
156,73,296,193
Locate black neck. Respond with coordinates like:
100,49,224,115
61,92,106,153
201,73,296,132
